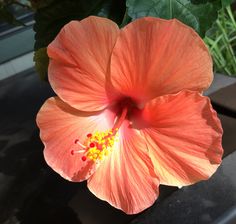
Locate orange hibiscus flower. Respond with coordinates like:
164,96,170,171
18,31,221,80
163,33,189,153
36,16,223,214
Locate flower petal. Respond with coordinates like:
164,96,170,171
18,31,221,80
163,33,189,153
110,17,213,103
36,97,116,181
47,16,120,111
87,120,159,214
136,90,223,186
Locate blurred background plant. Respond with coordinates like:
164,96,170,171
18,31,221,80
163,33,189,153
205,3,236,76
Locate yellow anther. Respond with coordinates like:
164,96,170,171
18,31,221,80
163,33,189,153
83,129,118,162
104,150,109,156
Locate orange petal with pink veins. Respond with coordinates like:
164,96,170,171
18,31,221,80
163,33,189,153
110,17,213,104
136,90,223,186
47,16,120,112
36,97,116,181
88,120,159,214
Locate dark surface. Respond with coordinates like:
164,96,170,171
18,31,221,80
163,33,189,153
210,83,236,113
131,151,236,224
0,70,137,224
0,70,235,224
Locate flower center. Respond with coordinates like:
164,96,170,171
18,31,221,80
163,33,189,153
71,106,128,162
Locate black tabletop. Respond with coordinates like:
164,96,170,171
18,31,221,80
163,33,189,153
0,70,235,224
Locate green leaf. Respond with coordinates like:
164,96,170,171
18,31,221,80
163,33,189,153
33,48,49,81
221,0,233,7
33,0,126,80
126,0,222,37
34,0,107,50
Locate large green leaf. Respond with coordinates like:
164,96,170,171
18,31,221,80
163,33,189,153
221,0,234,7
126,0,222,37
191,0,233,6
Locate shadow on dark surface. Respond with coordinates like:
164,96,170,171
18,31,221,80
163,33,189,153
0,71,142,224
1,70,236,224
0,130,82,224
0,71,82,223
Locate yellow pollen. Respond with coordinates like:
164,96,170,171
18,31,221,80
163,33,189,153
84,129,118,162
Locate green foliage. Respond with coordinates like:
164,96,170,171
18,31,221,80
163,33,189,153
33,0,107,80
221,0,234,7
33,0,125,80
33,48,49,80
126,0,224,37
34,0,125,50
33,0,234,80
191,0,233,6
204,5,236,76
34,0,104,50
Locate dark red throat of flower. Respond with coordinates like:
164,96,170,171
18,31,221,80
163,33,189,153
71,106,128,162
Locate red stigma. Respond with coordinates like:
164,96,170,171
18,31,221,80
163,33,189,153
87,133,92,138
82,156,87,161
90,142,95,148
71,150,75,155
74,139,79,144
